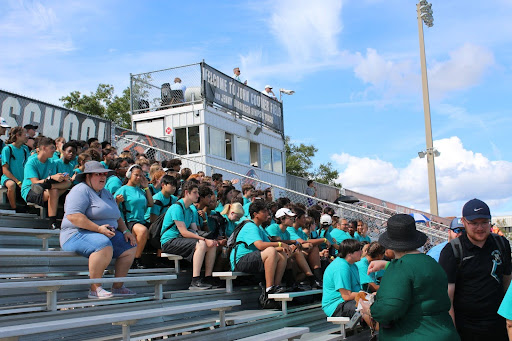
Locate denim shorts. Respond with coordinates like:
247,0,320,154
62,229,135,258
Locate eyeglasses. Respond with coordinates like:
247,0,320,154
466,221,491,228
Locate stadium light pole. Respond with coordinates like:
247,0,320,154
417,0,438,216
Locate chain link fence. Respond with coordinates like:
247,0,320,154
130,63,203,114
115,135,448,253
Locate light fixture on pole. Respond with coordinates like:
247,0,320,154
279,88,295,101
417,0,438,216
418,147,440,159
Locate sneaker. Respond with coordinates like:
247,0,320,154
50,221,61,230
188,278,212,290
111,286,136,296
131,258,146,269
312,279,323,289
297,281,312,291
88,286,113,299
202,276,220,289
273,285,288,293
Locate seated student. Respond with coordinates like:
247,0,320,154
322,239,369,322
161,181,219,289
355,241,385,292
147,175,177,224
269,208,321,290
100,147,117,169
241,184,255,206
192,184,215,234
55,142,77,179
148,170,164,196
105,157,130,196
115,164,154,269
230,200,290,301
60,161,137,299
215,185,234,213
1,127,30,212
51,137,66,160
21,137,71,229
72,153,92,185
328,215,352,249
286,207,325,287
220,202,244,237
355,221,372,243
317,215,340,254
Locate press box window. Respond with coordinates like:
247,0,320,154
236,137,250,165
175,126,200,155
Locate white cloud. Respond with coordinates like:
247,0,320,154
332,136,512,216
268,0,343,62
351,44,495,100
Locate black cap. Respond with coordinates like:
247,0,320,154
24,124,38,130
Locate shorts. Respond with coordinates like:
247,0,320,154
127,221,149,231
332,299,356,318
26,189,45,207
235,250,264,273
161,237,198,262
62,229,135,258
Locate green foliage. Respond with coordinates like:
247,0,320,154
285,136,341,187
60,84,131,128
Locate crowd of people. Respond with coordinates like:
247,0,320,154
1,122,511,340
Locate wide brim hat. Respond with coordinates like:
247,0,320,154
378,214,427,251
75,160,114,183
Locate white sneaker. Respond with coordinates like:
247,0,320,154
88,286,113,299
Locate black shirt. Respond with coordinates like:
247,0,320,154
439,232,511,332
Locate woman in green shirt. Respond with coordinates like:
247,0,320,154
360,214,459,340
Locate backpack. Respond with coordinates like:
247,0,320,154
450,233,508,268
148,201,184,249
227,219,253,271
208,211,228,239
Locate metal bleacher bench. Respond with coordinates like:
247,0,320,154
327,315,358,339
212,271,252,293
235,327,309,341
0,274,176,311
0,299,241,341
268,289,323,315
26,202,47,218
160,253,183,272
0,227,59,250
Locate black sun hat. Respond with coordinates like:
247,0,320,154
378,214,427,251
75,161,114,183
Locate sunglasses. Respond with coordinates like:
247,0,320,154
449,227,463,234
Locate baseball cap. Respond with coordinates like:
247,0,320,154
24,124,38,130
264,85,272,89
275,208,296,219
448,217,464,233
320,214,332,226
0,117,10,128
462,198,491,221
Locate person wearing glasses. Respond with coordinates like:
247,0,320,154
439,199,511,341
60,161,137,299
426,217,464,262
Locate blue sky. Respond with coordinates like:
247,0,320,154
1,0,512,217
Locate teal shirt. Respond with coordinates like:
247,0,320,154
100,161,108,169
215,202,224,213
105,176,123,195
115,185,148,224
266,223,291,241
72,168,82,186
287,226,308,241
355,232,371,243
331,229,352,245
355,257,377,290
160,199,194,244
322,257,361,317
21,156,56,201
54,159,75,175
222,214,237,237
243,196,250,205
318,229,335,250
145,191,176,222
243,202,251,216
230,221,270,270
499,285,512,320
51,151,61,160
1,144,30,185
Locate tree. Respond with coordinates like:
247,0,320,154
285,136,341,187
60,84,131,128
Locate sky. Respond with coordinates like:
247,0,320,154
1,0,512,217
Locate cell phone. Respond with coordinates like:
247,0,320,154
62,172,69,177
107,226,115,232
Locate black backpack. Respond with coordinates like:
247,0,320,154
208,211,228,239
450,233,508,268
148,201,184,249
228,219,252,271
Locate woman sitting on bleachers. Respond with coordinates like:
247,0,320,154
355,241,385,292
60,161,137,299
220,202,244,237
1,126,30,212
115,164,154,269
